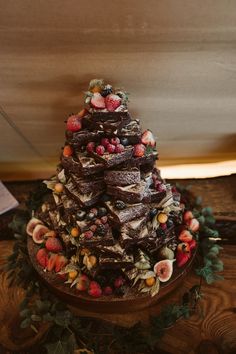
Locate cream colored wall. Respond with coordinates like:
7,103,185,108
0,0,236,180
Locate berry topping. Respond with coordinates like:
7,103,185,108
76,274,90,291
96,224,106,236
90,208,98,216
55,255,68,273
110,137,120,145
95,218,102,225
101,138,110,147
133,144,146,157
114,276,125,288
90,224,97,232
88,281,102,297
101,84,113,97
120,137,129,146
96,145,105,156
86,142,96,153
141,129,156,147
106,143,116,154
101,216,108,224
114,200,126,210
66,114,82,132
47,253,58,271
63,145,73,157
105,94,121,112
90,93,106,109
84,230,93,239
87,212,96,221
76,210,86,221
45,238,63,253
115,144,125,153
97,207,107,217
103,286,113,295
70,227,80,238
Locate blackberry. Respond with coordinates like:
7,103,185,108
149,208,157,218
114,285,126,296
101,84,113,97
76,210,86,221
96,224,106,236
167,219,174,228
115,200,126,210
97,207,107,217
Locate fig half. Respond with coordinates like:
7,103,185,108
32,224,49,244
154,259,175,282
26,217,43,236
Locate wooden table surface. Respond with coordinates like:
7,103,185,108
0,175,235,354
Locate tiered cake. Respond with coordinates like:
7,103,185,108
27,79,198,310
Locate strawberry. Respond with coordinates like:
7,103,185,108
55,255,68,272
178,230,193,243
96,145,105,156
187,218,200,232
133,144,146,157
141,130,156,147
183,210,193,222
86,142,95,153
176,251,190,268
101,138,110,147
105,94,121,112
47,253,58,271
90,93,106,109
106,144,116,153
88,281,102,297
66,114,82,132
115,144,125,153
36,248,49,268
103,286,113,295
63,145,73,157
189,239,197,251
45,238,63,253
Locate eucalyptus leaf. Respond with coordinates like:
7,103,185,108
20,317,31,329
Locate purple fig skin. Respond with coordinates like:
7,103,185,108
153,260,174,282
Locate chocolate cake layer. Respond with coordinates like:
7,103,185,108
70,173,105,194
118,119,142,144
105,201,149,224
84,112,131,134
104,168,140,186
61,155,104,176
69,129,103,147
64,179,104,207
107,181,147,204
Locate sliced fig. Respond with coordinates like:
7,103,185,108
32,224,49,244
26,217,43,236
153,259,175,282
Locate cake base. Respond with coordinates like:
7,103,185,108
27,238,197,314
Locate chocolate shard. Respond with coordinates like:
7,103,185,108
61,155,104,176
106,201,149,224
99,252,134,269
104,167,140,186
64,179,104,207
107,181,147,204
118,119,142,144
69,129,103,147
84,111,131,134
70,173,105,194
120,216,147,237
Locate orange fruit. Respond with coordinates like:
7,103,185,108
71,227,80,237
145,277,156,287
157,213,168,224
54,183,64,194
68,270,78,280
63,145,73,157
91,86,102,93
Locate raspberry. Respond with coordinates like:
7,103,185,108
66,115,82,132
90,224,97,232
106,143,116,154
115,144,125,153
84,231,93,239
103,286,113,295
95,219,102,225
101,138,110,147
86,142,95,153
114,276,125,288
90,208,98,216
110,137,120,145
96,145,105,156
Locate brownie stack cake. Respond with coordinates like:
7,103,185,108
26,79,198,308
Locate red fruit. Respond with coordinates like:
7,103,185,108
86,142,96,153
32,224,49,244
90,208,98,216
90,93,106,109
114,276,125,289
66,115,82,132
178,229,193,243
115,144,125,153
101,138,110,147
63,145,73,157
103,286,113,295
84,230,93,239
110,137,120,145
57,273,67,281
177,242,190,254
47,253,58,271
45,238,63,253
95,219,102,225
157,184,166,193
96,145,105,156
189,239,197,251
187,218,200,232
183,210,194,222
141,130,156,147
106,143,116,154
36,248,49,268
26,217,43,236
76,274,90,291
133,144,146,157
90,224,97,232
101,216,108,224
55,255,68,272
154,260,174,282
88,281,102,297
176,251,190,268
105,94,121,112
160,223,167,230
